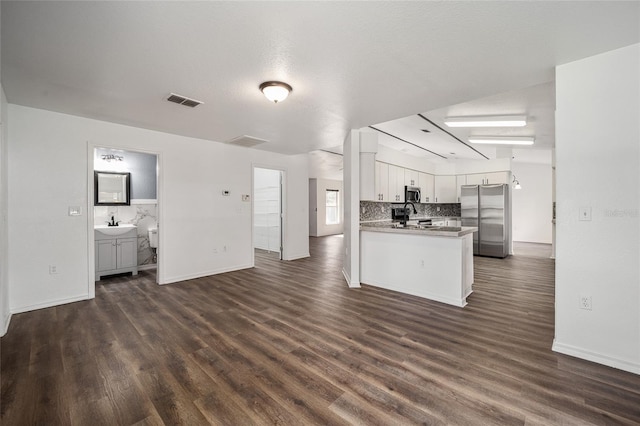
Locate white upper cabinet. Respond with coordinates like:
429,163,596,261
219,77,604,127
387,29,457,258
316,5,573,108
456,175,466,203
419,172,434,203
465,171,510,185
388,164,405,202
375,161,390,201
434,175,457,203
404,169,419,187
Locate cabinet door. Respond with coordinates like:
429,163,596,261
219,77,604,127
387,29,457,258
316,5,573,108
96,240,117,272
117,238,138,269
375,162,389,201
456,175,466,203
388,165,404,202
419,173,434,203
404,169,419,187
434,175,456,203
485,171,510,184
465,173,485,185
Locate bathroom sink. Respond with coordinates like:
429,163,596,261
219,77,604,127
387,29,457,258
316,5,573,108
95,224,137,236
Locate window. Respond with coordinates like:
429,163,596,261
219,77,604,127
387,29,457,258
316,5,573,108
326,189,339,225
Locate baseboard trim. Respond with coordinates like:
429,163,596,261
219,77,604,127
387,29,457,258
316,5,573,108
11,294,90,315
161,263,253,285
1,313,11,337
284,252,310,261
342,268,361,288
552,340,640,375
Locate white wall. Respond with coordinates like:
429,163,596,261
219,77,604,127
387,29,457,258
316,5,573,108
309,178,344,237
554,44,640,374
7,105,309,314
0,85,10,335
342,130,360,288
511,162,553,244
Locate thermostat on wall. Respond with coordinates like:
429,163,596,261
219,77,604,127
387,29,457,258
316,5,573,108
222,190,230,196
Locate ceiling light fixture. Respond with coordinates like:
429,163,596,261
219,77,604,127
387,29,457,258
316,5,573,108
444,115,527,127
468,136,534,146
259,81,292,103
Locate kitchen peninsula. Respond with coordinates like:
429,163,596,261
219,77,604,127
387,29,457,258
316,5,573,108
360,222,477,307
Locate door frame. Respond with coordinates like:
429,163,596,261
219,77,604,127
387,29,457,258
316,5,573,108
87,143,164,298
251,165,287,264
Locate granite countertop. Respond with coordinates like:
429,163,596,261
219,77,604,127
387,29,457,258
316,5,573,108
360,221,477,237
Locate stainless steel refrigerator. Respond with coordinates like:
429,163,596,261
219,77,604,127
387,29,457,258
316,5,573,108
461,184,510,258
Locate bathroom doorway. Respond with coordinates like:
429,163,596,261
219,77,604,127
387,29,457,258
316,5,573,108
88,146,161,296
253,167,283,260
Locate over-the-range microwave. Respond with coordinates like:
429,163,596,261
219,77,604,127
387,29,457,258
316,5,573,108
404,186,421,203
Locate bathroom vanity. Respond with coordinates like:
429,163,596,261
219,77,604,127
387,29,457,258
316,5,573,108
95,224,138,280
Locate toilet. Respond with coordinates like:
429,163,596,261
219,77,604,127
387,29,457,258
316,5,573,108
148,227,158,249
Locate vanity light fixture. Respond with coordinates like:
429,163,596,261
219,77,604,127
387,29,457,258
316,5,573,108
101,154,124,162
444,115,527,128
259,81,292,103
512,174,522,190
468,136,534,146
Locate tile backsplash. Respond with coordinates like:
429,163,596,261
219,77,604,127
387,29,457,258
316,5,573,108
360,201,460,222
94,204,157,266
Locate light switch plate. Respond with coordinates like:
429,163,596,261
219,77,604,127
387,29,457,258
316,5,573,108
579,207,592,221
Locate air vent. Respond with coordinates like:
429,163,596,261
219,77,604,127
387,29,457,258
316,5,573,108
225,135,268,148
166,93,203,108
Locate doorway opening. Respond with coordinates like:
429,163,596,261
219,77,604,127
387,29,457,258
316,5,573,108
253,167,283,260
88,146,161,296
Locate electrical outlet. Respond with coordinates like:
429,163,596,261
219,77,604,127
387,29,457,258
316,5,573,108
213,248,218,254
580,294,592,310
420,260,425,268
49,265,58,274
223,245,227,252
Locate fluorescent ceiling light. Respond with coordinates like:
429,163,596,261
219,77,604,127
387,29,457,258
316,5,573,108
444,115,527,127
468,136,534,145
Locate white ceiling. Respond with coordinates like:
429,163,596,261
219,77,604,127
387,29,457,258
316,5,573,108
2,1,639,160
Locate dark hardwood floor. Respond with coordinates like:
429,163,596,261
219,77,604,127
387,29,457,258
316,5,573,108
2,236,639,425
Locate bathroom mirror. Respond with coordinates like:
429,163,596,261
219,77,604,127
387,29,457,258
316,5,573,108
94,171,131,206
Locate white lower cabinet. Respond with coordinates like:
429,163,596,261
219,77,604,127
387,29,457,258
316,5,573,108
95,228,138,280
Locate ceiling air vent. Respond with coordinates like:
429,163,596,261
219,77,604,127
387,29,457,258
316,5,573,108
225,135,268,148
166,93,203,108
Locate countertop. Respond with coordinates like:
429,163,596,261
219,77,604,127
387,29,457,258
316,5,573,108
360,221,477,237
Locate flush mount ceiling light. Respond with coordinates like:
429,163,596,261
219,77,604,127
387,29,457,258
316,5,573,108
444,115,527,127
468,136,535,146
259,81,292,103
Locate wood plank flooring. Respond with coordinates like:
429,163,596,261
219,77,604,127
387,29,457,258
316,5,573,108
2,236,639,425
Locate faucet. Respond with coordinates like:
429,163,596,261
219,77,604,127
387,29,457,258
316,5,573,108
107,215,119,227
401,202,418,225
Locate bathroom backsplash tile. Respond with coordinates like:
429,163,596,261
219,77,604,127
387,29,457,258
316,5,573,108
360,201,460,222
94,204,157,266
